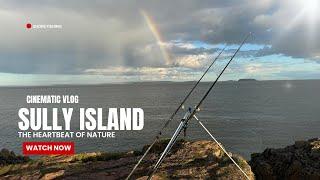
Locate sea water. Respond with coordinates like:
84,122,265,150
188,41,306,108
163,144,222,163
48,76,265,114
0,80,319,160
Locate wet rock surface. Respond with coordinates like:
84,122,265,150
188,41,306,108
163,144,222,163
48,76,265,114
250,138,320,180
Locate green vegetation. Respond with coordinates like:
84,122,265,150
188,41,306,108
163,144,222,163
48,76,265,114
234,156,248,169
70,138,185,163
72,151,140,163
0,148,30,166
81,152,128,162
71,153,100,162
142,138,185,154
0,165,12,176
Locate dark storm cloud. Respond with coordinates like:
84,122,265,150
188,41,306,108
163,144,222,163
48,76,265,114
0,0,319,75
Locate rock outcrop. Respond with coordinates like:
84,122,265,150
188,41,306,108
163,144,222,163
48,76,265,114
0,149,30,166
0,139,254,179
250,138,320,180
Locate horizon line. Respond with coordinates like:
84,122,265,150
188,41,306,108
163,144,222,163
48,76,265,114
1,78,320,88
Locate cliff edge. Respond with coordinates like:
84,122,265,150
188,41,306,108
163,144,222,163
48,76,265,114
0,139,254,180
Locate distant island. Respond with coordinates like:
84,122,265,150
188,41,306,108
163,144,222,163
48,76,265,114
238,79,258,82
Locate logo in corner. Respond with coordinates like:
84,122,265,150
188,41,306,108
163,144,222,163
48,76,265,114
26,23,32,29
25,22,62,30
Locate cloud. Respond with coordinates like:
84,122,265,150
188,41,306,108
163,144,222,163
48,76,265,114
174,54,208,69
84,66,196,81
243,63,282,74
0,0,319,81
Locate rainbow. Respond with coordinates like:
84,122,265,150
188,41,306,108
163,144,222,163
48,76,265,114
141,10,171,65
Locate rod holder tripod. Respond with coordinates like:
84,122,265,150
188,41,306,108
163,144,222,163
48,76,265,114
193,115,250,180
147,108,192,180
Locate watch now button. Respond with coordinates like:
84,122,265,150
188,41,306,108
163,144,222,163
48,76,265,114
22,142,74,155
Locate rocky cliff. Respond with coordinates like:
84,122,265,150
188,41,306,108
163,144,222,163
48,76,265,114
0,139,254,180
250,138,320,180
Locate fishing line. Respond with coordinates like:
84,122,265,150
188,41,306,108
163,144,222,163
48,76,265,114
147,33,252,179
126,47,226,180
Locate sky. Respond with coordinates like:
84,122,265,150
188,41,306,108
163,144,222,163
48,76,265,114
0,0,320,85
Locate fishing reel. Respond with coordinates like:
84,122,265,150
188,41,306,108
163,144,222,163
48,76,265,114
183,122,188,137
182,107,192,137
182,106,201,137
182,105,200,111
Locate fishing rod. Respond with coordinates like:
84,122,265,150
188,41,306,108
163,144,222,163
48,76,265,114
125,47,226,180
147,32,252,180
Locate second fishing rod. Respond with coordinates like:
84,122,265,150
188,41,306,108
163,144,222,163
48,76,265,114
147,32,252,180
125,46,226,180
